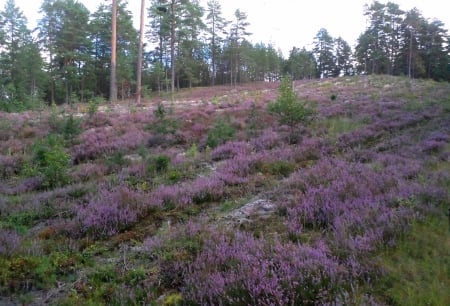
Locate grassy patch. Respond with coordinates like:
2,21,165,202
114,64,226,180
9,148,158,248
376,215,450,305
258,160,296,177
322,116,367,138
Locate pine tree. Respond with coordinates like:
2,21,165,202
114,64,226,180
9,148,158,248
176,0,206,88
313,28,335,78
38,0,91,105
286,47,317,80
228,9,251,86
206,0,229,85
0,0,44,110
268,75,314,143
334,37,353,76
90,0,138,100
147,0,171,92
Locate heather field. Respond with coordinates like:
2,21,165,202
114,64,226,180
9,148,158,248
0,75,449,305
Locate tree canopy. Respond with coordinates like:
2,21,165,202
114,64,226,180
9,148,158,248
0,0,448,110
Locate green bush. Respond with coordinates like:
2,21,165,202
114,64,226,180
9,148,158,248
29,135,71,188
63,114,81,144
268,76,313,127
88,96,104,117
149,103,178,135
105,150,129,171
154,102,167,120
49,107,64,132
147,154,171,174
260,160,296,177
246,103,262,138
206,118,236,148
186,143,198,158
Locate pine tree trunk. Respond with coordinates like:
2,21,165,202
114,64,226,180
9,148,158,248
170,0,176,99
110,0,118,103
136,0,145,104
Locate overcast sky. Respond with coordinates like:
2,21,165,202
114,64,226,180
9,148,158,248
1,0,449,57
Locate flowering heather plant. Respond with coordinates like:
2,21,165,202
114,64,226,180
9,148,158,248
183,231,344,305
280,158,415,259
422,131,449,153
189,122,208,139
338,126,382,149
214,162,249,186
373,153,422,180
375,111,428,133
0,176,44,195
0,138,26,155
0,228,22,257
0,155,22,179
150,184,191,207
76,186,144,238
292,137,325,162
83,112,112,128
211,141,252,161
70,162,109,182
250,128,282,151
190,176,226,204
72,126,149,162
148,173,227,209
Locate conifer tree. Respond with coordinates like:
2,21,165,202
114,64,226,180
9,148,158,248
206,0,230,85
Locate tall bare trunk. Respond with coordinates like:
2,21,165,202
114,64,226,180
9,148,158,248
211,12,216,86
110,0,118,103
170,0,176,100
136,0,145,103
408,30,413,78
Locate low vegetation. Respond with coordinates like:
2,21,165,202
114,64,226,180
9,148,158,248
0,75,449,305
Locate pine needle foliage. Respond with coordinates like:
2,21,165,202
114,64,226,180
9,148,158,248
268,76,313,127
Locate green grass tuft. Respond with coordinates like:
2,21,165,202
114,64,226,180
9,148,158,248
376,215,450,305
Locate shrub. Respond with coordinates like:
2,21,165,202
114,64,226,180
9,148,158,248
245,102,263,138
63,114,81,144
268,76,313,127
27,135,71,188
154,102,166,120
150,103,178,135
147,154,170,174
186,143,198,158
88,96,104,117
183,232,342,305
76,186,142,238
206,118,236,148
211,141,252,161
105,150,129,172
0,229,22,257
73,126,148,162
0,155,22,179
259,160,296,177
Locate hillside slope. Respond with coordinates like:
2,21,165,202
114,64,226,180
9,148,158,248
0,75,449,305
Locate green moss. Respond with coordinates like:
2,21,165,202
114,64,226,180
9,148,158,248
163,292,183,306
0,252,81,295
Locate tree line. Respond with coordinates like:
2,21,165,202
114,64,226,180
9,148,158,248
0,0,448,110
